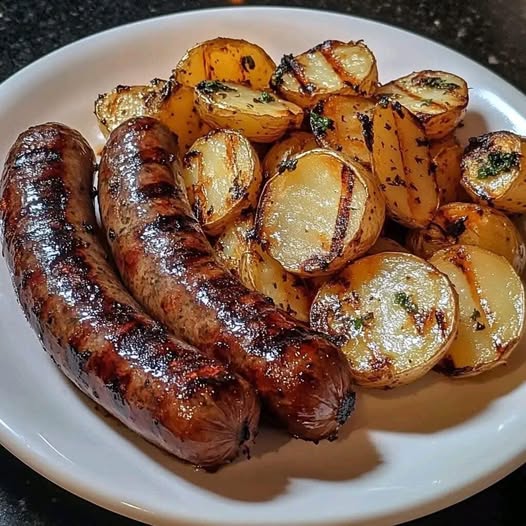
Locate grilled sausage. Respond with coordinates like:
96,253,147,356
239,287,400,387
0,123,259,468
98,117,355,441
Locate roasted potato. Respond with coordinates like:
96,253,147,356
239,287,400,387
377,70,468,139
214,213,254,275
270,40,378,108
310,252,459,388
256,149,385,277
240,242,311,322
173,37,276,90
371,98,439,228
262,131,318,179
429,245,525,377
461,131,526,213
182,129,262,236
367,236,408,255
193,81,303,143
309,95,375,168
95,78,210,154
407,202,526,274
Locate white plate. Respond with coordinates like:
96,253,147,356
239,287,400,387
0,6,525,526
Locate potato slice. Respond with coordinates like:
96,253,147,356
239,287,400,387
173,37,276,90
377,70,468,139
194,81,303,143
461,131,526,213
256,148,385,277
240,242,311,322
214,213,254,275
407,202,526,274
367,236,408,255
309,95,375,169
371,99,439,228
182,129,262,236
429,245,525,377
310,252,459,388
262,131,318,179
270,40,378,108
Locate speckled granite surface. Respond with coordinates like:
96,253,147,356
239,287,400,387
0,1,524,525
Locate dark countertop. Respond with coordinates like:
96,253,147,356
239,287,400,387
0,1,524,525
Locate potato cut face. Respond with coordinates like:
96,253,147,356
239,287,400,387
262,131,318,179
183,129,262,236
214,213,254,275
377,70,468,139
173,37,276,90
310,95,375,168
270,40,378,108
256,149,385,276
461,131,526,212
407,202,526,274
194,81,303,143
240,242,311,322
310,252,459,388
367,236,408,255
372,99,439,228
429,245,525,377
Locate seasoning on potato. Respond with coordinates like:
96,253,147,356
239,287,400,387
214,213,254,275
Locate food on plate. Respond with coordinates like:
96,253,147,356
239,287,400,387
309,95,375,168
377,70,468,139
95,77,210,153
407,202,526,274
461,131,526,213
182,129,262,236
193,80,303,143
262,131,318,179
310,252,459,388
0,123,259,468
214,212,254,274
429,245,525,377
256,149,385,277
371,97,439,228
270,40,378,107
98,117,355,441
367,236,408,255
173,37,276,90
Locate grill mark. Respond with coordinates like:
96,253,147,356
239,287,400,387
138,182,179,200
282,54,315,94
147,214,200,234
394,81,449,111
138,147,175,167
317,41,358,87
14,147,62,168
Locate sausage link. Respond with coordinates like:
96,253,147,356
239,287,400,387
98,117,355,441
0,123,259,468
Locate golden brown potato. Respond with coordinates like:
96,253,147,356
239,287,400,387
429,245,525,377
377,70,468,139
214,213,254,275
461,131,526,213
256,148,385,277
262,131,318,179
173,37,276,90
310,252,459,388
406,202,526,274
182,129,262,236
309,95,375,168
270,40,378,108
371,98,439,228
367,237,408,255
193,81,303,143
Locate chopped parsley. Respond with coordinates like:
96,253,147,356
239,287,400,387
350,312,374,332
394,292,419,314
271,54,294,88
253,91,275,103
415,76,459,91
277,157,298,174
241,55,256,72
310,110,335,136
477,151,521,179
196,80,236,94
420,98,434,106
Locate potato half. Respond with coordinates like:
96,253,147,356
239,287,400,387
377,70,468,139
310,252,459,388
367,236,408,255
240,242,311,322
173,37,276,90
371,98,439,228
461,131,526,213
429,245,525,377
270,40,378,108
194,81,303,143
407,202,526,274
214,213,254,275
310,95,375,169
262,131,318,179
256,148,385,277
183,129,262,236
